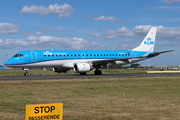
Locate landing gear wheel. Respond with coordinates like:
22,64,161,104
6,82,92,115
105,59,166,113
24,72,29,76
94,70,102,75
24,70,29,76
80,73,86,75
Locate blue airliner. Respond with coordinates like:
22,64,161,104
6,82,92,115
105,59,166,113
4,27,173,76
0,66,6,69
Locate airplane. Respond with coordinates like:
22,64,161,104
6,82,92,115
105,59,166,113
0,66,6,69
4,27,174,76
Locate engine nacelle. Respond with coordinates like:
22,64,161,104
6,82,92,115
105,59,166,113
73,63,92,73
53,67,69,73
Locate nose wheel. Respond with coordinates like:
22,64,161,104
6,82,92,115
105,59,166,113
24,70,29,76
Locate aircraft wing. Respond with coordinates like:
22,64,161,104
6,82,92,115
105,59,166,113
0,66,7,69
91,57,137,66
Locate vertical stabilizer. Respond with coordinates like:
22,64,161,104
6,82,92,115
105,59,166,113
132,27,157,52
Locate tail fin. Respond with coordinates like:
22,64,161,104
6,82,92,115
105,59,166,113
132,27,157,52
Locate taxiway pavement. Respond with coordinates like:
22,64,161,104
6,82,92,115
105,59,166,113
0,73,179,81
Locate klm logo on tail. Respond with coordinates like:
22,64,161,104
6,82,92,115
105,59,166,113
146,37,151,41
144,37,154,45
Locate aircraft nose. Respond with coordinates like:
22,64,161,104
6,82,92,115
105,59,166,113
4,59,14,67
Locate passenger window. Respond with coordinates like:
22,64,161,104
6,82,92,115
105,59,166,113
52,55,54,57
122,54,124,56
48,55,50,57
86,54,88,56
67,55,69,57
60,55,62,57
64,55,65,57
90,54,92,56
107,54,108,56
94,54,96,56
44,55,46,57
78,55,80,56
71,55,73,56
75,55,76,56
56,55,58,57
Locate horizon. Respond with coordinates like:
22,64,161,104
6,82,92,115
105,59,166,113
0,0,180,65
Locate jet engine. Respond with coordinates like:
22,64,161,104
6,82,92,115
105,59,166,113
73,63,93,73
53,67,70,73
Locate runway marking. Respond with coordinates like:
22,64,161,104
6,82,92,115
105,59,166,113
147,71,180,73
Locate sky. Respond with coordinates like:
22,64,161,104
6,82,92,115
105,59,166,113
0,0,180,66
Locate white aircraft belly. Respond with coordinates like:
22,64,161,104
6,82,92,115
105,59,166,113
11,59,109,68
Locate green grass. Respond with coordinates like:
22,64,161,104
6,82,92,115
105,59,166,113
0,77,180,119
99,69,147,74
0,69,179,76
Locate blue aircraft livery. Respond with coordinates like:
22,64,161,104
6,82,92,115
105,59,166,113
4,27,174,75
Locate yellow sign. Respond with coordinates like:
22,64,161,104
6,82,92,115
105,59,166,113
26,103,63,120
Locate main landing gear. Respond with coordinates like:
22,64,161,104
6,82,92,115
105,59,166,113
94,66,102,75
94,70,102,75
80,73,86,75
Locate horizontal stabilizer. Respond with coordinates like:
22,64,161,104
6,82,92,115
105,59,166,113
149,50,175,56
155,50,175,54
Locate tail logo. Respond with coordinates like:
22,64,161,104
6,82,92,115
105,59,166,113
144,37,154,45
146,37,152,41
44,51,53,55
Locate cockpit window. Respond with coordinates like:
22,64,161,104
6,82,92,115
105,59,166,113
13,54,24,57
20,54,24,57
13,54,19,57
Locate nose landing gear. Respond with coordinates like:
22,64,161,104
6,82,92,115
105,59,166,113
23,68,29,76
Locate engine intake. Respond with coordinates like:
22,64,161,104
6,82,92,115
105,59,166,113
73,63,92,73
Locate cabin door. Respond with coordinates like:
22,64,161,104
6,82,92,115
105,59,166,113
131,51,136,57
31,51,37,62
